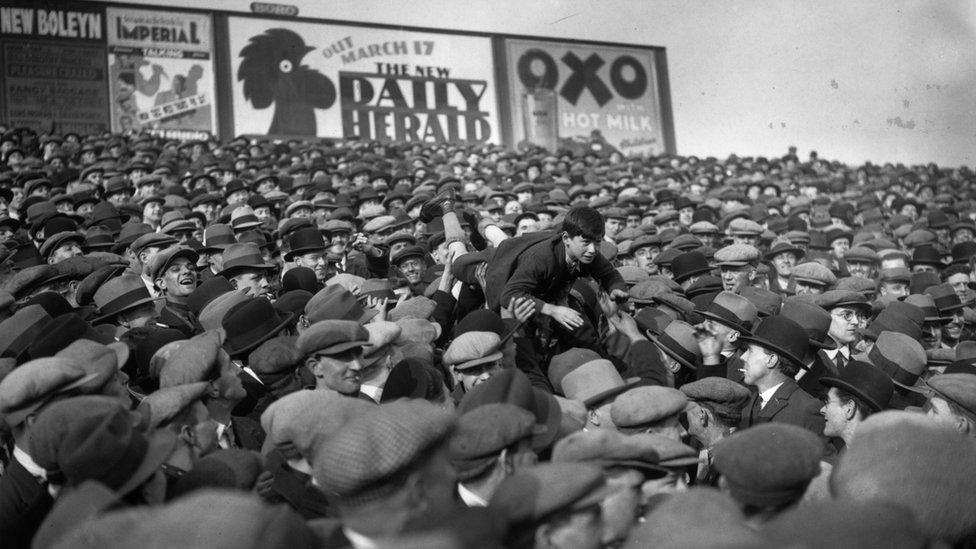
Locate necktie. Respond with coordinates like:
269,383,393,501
834,351,846,371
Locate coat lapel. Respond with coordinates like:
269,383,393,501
758,381,799,420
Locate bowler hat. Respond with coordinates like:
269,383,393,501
284,227,327,261
221,297,294,357
764,238,805,261
670,251,711,283
737,315,808,368
925,283,966,314
820,360,893,412
911,244,943,267
92,274,160,323
186,275,234,317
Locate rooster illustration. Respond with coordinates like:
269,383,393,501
238,29,336,136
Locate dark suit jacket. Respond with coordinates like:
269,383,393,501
231,415,266,452
739,378,826,437
485,232,626,312
262,449,332,520
0,456,53,549
797,352,838,400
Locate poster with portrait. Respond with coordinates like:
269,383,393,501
106,8,216,140
226,17,500,143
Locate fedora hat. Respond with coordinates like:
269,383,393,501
548,347,641,408
737,315,808,369
779,298,836,350
28,313,115,359
700,291,757,334
860,304,923,341
83,227,116,252
304,284,377,325
868,331,927,391
221,297,294,357
820,360,893,412
910,245,943,267
217,243,275,278
198,288,250,332
230,205,263,231
925,283,966,315
284,227,327,261
91,274,160,323
648,320,702,371
187,276,235,317
903,294,947,322
199,224,237,255
28,395,176,495
670,251,712,283
0,304,51,360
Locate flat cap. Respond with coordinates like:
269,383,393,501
727,218,764,236
610,386,688,429
0,357,86,427
489,463,612,525
552,429,697,472
924,373,976,418
159,330,222,389
247,336,298,376
879,266,911,283
148,246,199,282
362,215,396,233
443,331,502,371
831,411,976,542
712,423,822,508
138,382,210,429
388,296,437,322
844,246,879,263
815,289,871,311
312,399,454,504
680,377,752,424
130,232,177,255
713,244,760,266
261,388,371,457
449,403,536,480
792,262,837,287
295,320,369,358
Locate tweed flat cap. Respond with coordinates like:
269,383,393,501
159,330,222,389
727,218,764,236
312,399,454,504
360,321,401,367
449,403,536,480
388,296,437,322
489,463,613,526
443,331,502,371
0,357,87,427
148,246,199,282
624,488,758,549
130,232,177,255
832,411,976,542
815,289,871,311
844,246,880,263
878,267,911,283
792,262,837,287
610,386,688,429
713,244,760,267
295,320,369,359
248,336,298,376
138,382,210,429
763,499,927,549
680,378,751,424
261,389,371,457
712,423,822,508
552,429,697,472
924,373,976,419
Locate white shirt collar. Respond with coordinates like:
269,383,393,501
343,527,379,549
14,445,47,480
457,483,488,507
359,384,382,403
824,346,849,360
759,382,785,408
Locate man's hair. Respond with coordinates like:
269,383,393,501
562,206,605,241
835,389,872,421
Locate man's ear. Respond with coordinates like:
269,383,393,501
154,277,166,293
747,267,757,283
535,523,556,549
179,424,196,446
228,277,238,289
727,330,740,343
207,381,220,398
587,408,601,427
305,356,319,376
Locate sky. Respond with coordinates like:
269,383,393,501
115,0,976,166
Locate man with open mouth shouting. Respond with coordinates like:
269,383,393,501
151,245,200,337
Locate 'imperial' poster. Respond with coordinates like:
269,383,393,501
227,17,500,143
107,8,216,140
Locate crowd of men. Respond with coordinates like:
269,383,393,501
0,124,975,548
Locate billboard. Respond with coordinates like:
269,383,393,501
226,17,499,143
106,8,216,140
503,38,666,156
0,2,110,134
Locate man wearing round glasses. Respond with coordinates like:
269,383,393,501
819,290,872,373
